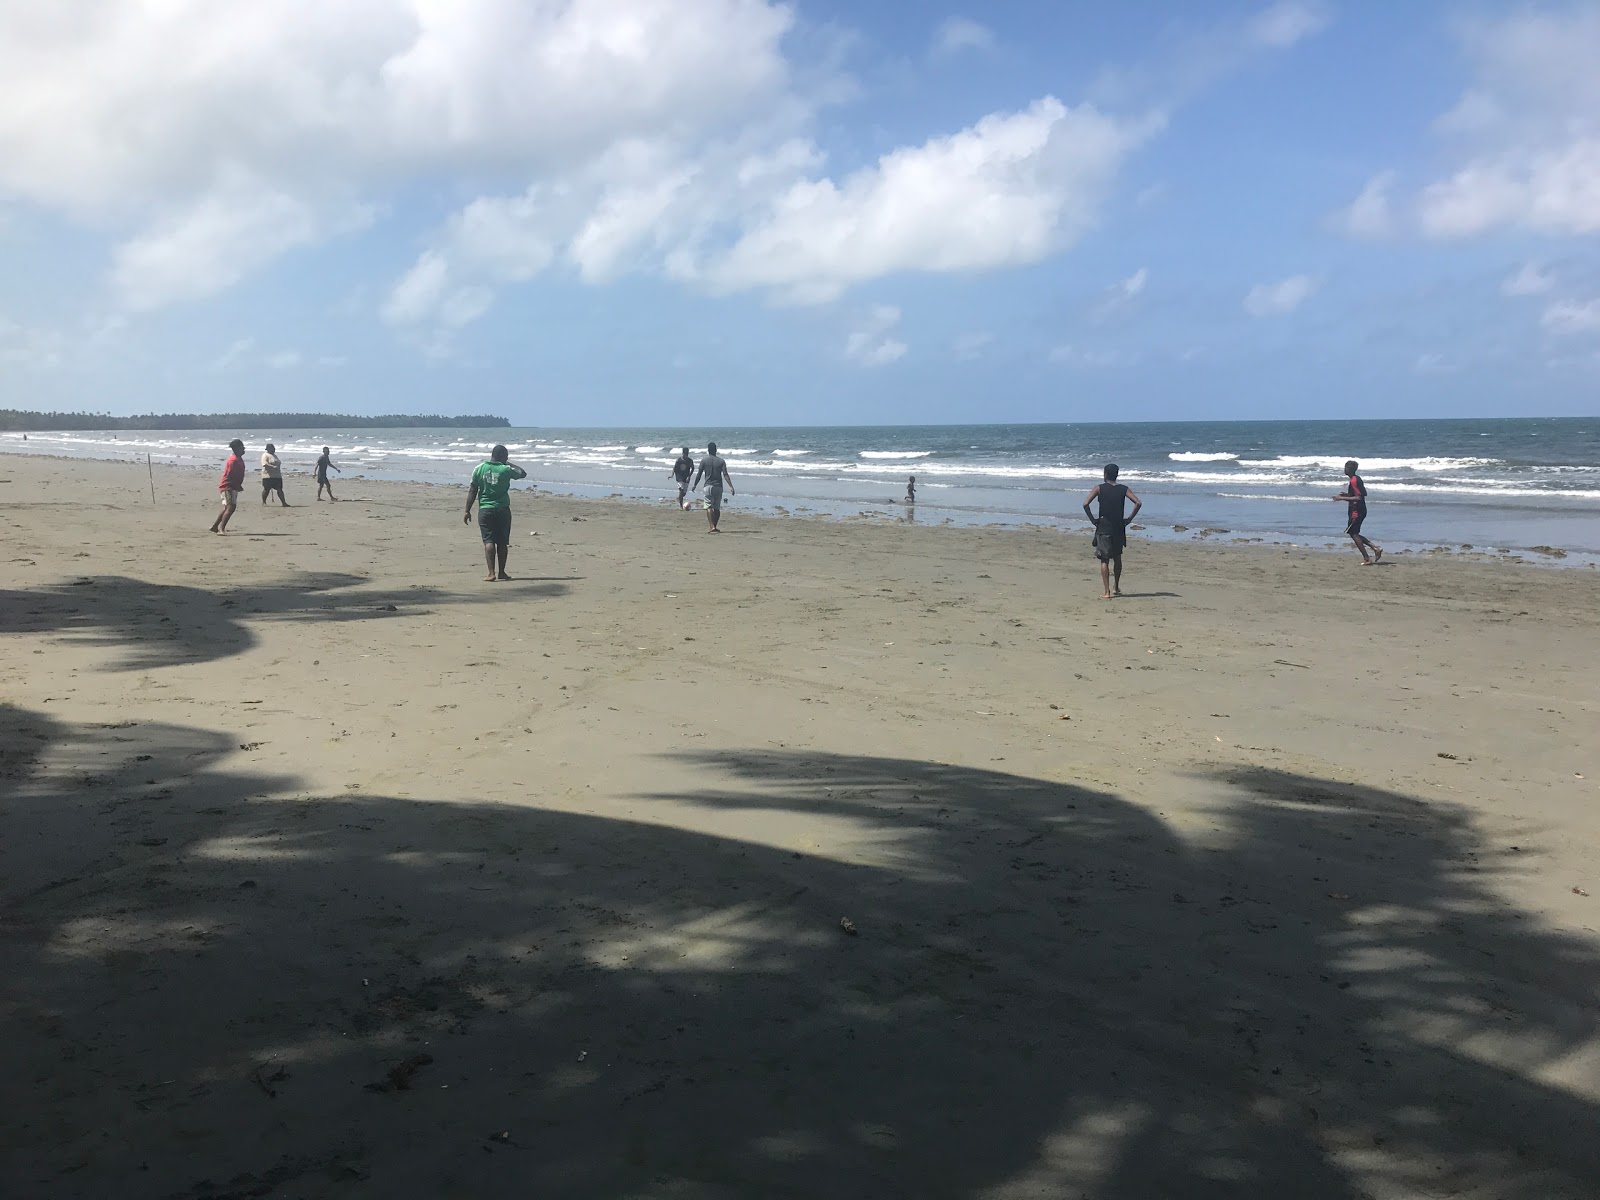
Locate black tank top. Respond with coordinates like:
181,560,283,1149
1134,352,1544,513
1098,483,1127,524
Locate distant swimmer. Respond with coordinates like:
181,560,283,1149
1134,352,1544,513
260,443,289,507
906,475,917,504
1334,459,1382,565
1082,463,1142,600
464,443,529,581
672,447,695,509
314,447,340,501
209,439,247,534
692,441,734,533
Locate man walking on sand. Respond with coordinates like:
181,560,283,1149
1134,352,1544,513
1083,463,1142,599
464,444,529,581
672,447,695,509
692,441,734,532
1334,459,1382,565
210,439,247,534
260,443,289,506
315,446,340,501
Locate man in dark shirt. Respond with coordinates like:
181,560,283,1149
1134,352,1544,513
1082,463,1142,599
671,447,695,509
315,447,341,501
692,441,735,532
1334,459,1382,564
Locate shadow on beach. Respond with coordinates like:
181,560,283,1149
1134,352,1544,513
1,713,1596,1198
0,573,568,672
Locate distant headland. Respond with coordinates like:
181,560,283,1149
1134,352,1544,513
0,410,510,431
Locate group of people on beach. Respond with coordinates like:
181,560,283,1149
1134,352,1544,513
210,439,1383,589
208,441,341,532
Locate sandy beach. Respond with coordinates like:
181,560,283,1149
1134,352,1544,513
3,451,1598,1199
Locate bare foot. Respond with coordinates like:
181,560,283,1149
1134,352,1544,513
1101,592,1112,600
497,573,512,580
483,573,498,582
1372,546,1383,562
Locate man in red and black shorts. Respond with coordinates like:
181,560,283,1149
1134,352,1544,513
210,439,246,534
1333,459,1382,565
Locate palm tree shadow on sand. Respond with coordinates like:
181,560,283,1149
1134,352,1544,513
1,713,1595,1199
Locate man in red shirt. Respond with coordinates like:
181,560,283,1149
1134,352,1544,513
210,439,247,534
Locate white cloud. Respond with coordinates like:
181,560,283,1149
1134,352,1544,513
1542,298,1600,336
1091,2,1331,109
384,95,1158,324
1248,1,1333,49
1413,352,1454,375
1243,274,1316,317
1503,262,1556,297
845,305,907,367
0,0,1325,331
111,186,369,311
692,99,1157,305
1414,9,1600,238
932,17,996,58
0,0,798,308
265,350,303,370
1330,171,1395,239
1095,266,1148,317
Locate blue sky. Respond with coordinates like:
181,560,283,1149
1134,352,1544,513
1,0,1598,425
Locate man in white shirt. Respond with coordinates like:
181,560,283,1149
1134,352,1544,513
260,443,290,507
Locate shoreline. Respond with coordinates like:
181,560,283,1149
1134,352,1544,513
2,443,1594,569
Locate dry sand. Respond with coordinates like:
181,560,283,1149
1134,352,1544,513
2,452,1598,1200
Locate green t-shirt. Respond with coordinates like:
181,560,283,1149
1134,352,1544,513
472,461,526,510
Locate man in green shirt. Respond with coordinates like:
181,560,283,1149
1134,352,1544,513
463,444,529,581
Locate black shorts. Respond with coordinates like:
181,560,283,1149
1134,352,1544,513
478,507,512,545
262,477,284,493
1093,523,1126,562
1345,511,1366,536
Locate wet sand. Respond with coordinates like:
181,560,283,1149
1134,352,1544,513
3,453,1598,1199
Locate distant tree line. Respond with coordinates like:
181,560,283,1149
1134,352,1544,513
0,410,510,431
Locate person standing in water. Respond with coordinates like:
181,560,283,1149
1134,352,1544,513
1082,464,1142,600
672,447,696,509
1333,459,1382,564
260,443,289,506
905,475,917,504
692,442,734,532
464,444,529,581
210,439,247,534
314,447,340,501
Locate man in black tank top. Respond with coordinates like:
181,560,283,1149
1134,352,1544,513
1082,463,1142,599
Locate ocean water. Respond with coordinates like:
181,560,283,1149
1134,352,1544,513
6,418,1600,564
